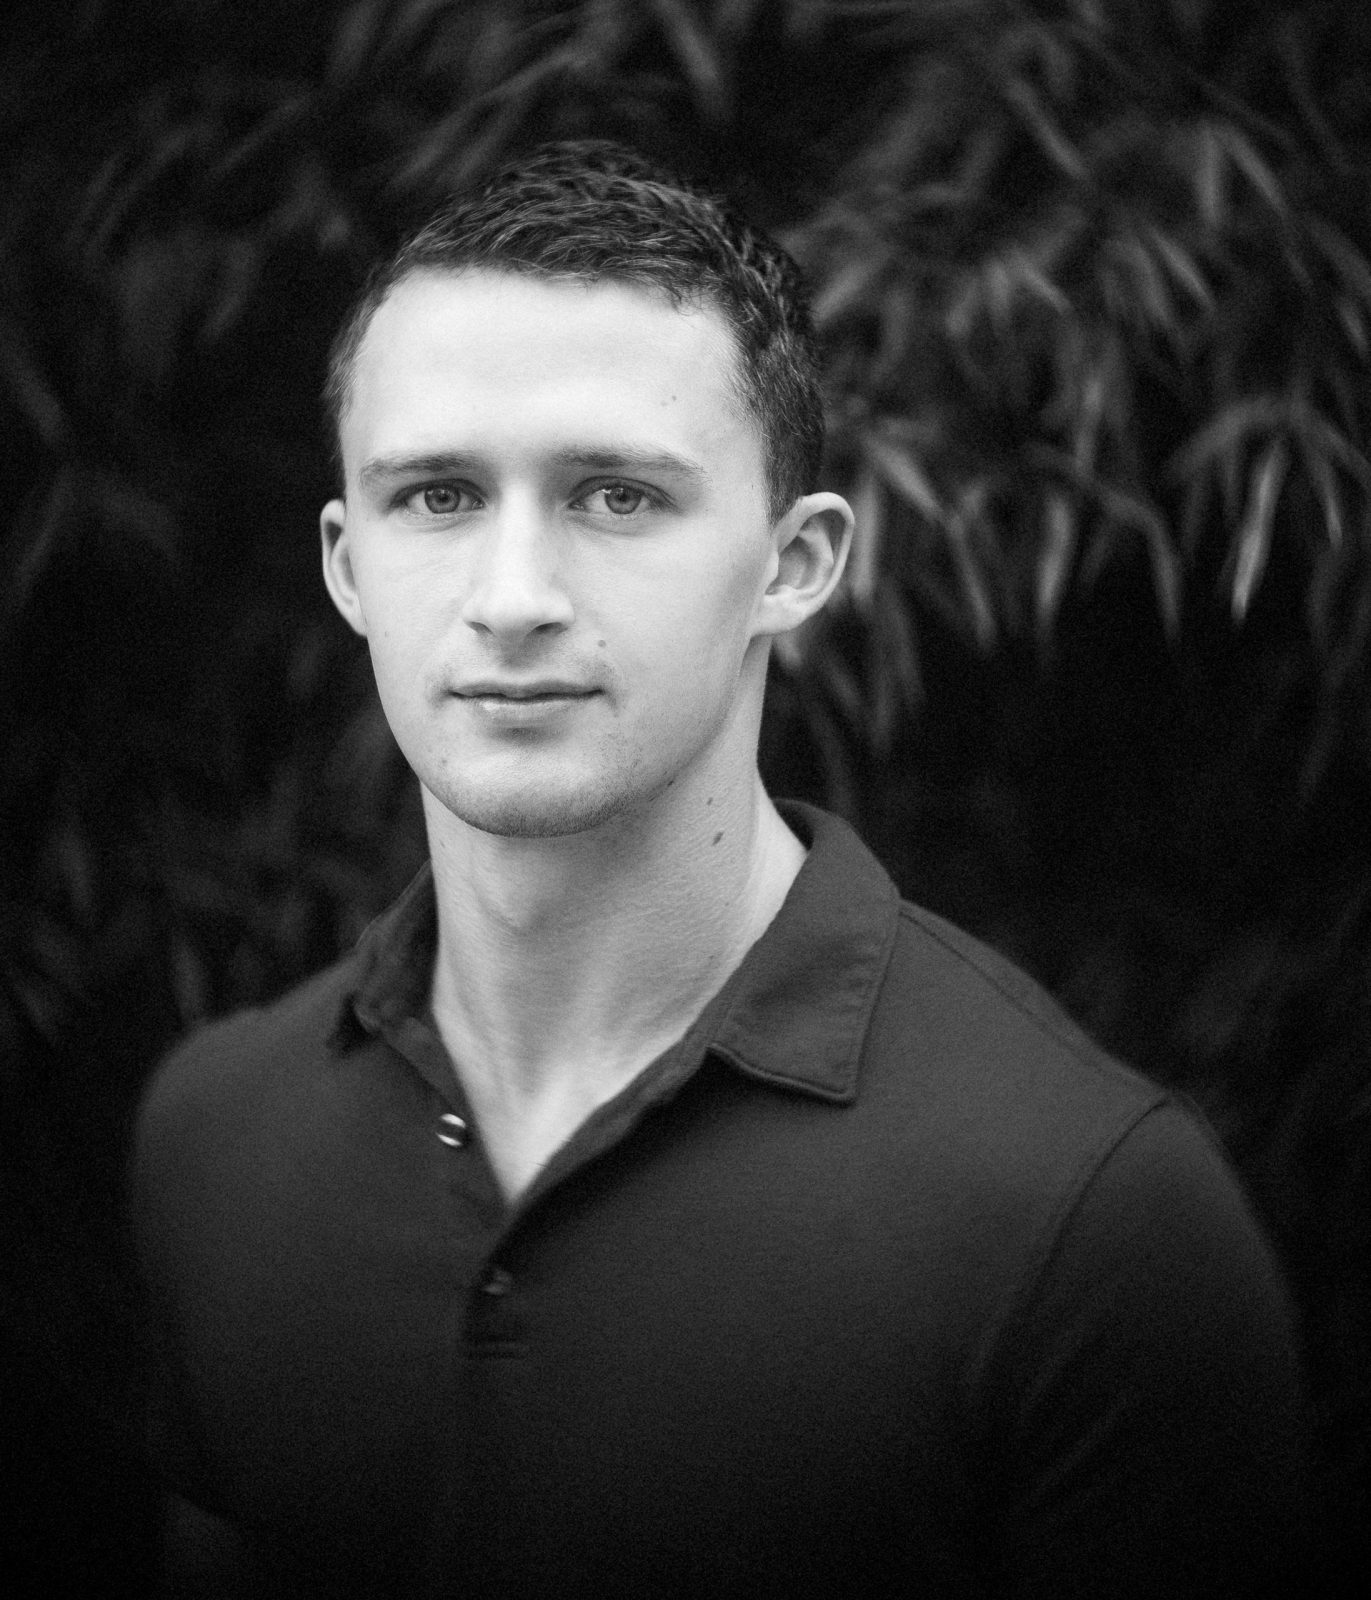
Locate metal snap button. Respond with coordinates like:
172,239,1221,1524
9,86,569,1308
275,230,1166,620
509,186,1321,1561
480,1266,514,1297
436,1112,468,1149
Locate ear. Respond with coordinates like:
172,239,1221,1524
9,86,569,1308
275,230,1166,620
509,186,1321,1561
320,498,368,637
751,492,854,639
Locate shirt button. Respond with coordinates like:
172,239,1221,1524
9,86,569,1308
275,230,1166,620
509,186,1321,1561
479,1266,514,1297
436,1112,468,1149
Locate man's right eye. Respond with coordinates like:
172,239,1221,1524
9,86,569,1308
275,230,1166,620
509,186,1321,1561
404,484,477,515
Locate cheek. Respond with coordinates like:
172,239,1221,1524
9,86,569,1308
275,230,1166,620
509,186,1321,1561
358,557,457,658
618,578,759,699
364,616,434,720
633,539,766,638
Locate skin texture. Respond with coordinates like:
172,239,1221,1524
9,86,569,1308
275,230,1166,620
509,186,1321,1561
320,268,852,1196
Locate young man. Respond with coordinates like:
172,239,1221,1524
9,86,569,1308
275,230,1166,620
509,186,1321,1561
132,143,1308,1598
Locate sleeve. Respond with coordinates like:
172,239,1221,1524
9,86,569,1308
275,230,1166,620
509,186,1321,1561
129,1050,219,1511
977,1100,1313,1600
130,1050,264,1598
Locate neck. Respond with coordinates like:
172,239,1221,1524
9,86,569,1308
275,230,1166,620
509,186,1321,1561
425,762,804,1196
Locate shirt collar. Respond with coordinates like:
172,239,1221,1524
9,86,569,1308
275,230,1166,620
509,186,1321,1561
341,800,900,1104
347,863,439,1039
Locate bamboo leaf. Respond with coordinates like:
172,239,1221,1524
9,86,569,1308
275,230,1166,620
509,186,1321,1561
1298,412,1371,489
6,469,75,624
866,584,922,750
1006,247,1071,315
880,582,923,711
327,0,391,84
53,821,97,923
1333,296,1368,359
862,429,944,523
1212,122,1288,219
1293,428,1350,554
1111,232,1178,332
873,283,919,382
88,469,180,557
1307,218,1371,308
390,76,538,195
847,462,884,603
392,0,486,63
1190,121,1227,229
1305,542,1340,652
815,646,866,734
1170,396,1288,480
0,315,66,447
1035,489,1077,632
1093,483,1182,635
645,0,730,123
206,94,307,186
199,237,263,343
1273,10,1348,170
1073,361,1108,476
1000,76,1088,183
464,35,582,108
946,488,997,648
77,118,203,259
811,252,887,328
1144,225,1213,311
1230,439,1290,620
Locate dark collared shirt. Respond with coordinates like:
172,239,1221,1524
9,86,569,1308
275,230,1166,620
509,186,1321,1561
132,804,1308,1598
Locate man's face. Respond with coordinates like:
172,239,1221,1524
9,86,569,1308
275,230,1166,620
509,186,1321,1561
322,268,786,838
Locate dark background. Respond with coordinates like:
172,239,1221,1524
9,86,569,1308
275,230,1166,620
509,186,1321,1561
3,1,1369,1592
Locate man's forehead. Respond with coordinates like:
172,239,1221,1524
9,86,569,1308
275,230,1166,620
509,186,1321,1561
341,267,757,469
356,266,740,382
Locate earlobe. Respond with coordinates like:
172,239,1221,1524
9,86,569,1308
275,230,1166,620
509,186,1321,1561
320,498,368,637
754,492,854,639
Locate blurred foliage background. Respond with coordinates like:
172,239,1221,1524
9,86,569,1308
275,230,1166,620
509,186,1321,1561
3,0,1369,1589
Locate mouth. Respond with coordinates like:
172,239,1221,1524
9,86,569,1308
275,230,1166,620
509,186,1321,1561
452,682,601,726
455,682,599,702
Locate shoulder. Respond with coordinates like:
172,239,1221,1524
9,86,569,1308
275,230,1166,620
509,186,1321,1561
778,803,1183,1215
890,897,1125,1077
846,895,1269,1306
779,802,1152,1130
133,954,362,1183
866,899,1303,1388
864,895,1165,1137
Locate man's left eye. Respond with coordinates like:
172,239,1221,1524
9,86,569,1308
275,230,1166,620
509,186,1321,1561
584,483,650,516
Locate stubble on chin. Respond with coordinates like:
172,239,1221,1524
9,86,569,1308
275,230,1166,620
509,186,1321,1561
427,746,659,841
450,789,626,839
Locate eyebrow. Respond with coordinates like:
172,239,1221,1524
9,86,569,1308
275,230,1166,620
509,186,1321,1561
357,447,707,494
358,452,475,494
548,447,705,483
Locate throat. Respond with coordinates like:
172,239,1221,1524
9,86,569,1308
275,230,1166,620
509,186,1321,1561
444,1038,671,1203
425,780,807,1200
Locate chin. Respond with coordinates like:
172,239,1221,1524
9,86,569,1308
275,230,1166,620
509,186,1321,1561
437,771,654,840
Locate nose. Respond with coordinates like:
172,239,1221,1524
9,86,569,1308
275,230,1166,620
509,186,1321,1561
459,500,574,643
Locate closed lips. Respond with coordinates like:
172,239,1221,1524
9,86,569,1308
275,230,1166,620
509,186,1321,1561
457,683,596,698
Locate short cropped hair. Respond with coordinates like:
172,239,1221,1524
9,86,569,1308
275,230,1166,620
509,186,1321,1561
324,140,823,521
